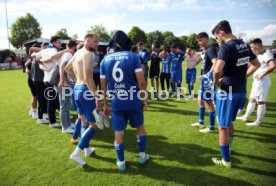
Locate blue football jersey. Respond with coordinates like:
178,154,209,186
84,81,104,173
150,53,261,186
100,51,143,111
170,51,184,72
161,55,171,73
138,49,150,65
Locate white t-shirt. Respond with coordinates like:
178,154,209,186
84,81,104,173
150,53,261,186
185,54,198,69
253,50,274,78
36,48,58,82
59,52,73,66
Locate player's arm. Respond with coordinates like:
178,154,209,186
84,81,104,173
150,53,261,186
83,51,98,98
58,59,69,89
256,59,276,80
196,54,202,65
65,56,75,77
24,58,31,68
29,47,42,56
38,63,50,72
135,58,147,111
246,58,261,77
213,59,224,85
24,59,31,74
40,49,70,63
246,45,260,77
99,60,111,116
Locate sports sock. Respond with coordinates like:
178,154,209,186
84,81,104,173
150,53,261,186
114,143,125,162
137,135,147,156
72,119,81,140
244,101,256,118
220,145,230,162
257,104,266,123
209,111,215,130
78,127,96,149
199,106,205,124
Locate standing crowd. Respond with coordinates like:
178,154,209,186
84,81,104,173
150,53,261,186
24,20,275,169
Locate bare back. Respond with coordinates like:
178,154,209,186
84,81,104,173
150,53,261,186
71,48,94,85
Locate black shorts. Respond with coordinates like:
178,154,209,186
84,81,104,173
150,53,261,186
149,66,160,79
28,78,37,97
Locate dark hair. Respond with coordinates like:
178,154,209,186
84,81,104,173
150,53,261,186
137,42,144,46
152,41,160,48
212,20,232,34
251,38,263,45
50,36,61,43
197,32,209,39
170,43,178,49
131,45,138,53
67,40,77,49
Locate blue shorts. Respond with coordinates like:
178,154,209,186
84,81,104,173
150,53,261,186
216,92,246,128
171,70,182,83
74,85,96,123
198,75,215,102
186,68,196,84
112,106,144,131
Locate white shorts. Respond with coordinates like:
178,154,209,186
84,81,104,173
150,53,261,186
249,76,271,102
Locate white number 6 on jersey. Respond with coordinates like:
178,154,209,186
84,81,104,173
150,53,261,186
112,61,124,82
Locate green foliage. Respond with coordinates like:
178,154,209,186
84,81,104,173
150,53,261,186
187,33,199,51
9,13,42,49
146,30,164,48
88,25,110,42
128,26,147,45
209,37,217,45
0,49,16,63
272,40,276,48
55,28,72,40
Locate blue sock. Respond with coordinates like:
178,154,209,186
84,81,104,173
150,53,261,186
78,127,96,149
72,119,81,140
114,143,124,162
209,112,215,130
220,145,230,162
199,106,205,124
137,135,147,152
172,83,176,92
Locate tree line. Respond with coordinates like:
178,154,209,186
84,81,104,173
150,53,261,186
7,13,276,51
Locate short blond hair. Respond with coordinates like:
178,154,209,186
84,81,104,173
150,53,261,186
84,32,99,40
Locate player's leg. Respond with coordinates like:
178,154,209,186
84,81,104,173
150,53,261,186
247,78,270,126
200,101,215,133
186,69,191,96
212,126,231,167
112,110,127,170
190,69,196,97
160,72,165,94
128,106,149,165
191,99,205,128
155,76,159,93
166,73,171,92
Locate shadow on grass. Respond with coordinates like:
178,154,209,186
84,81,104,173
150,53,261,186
83,158,253,185
94,132,226,167
235,129,276,144
148,106,198,116
266,101,276,112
